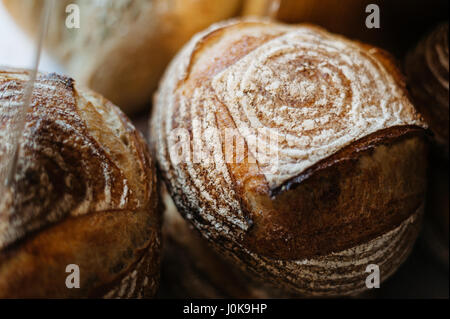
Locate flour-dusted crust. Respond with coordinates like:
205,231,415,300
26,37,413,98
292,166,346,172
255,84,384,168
211,25,426,188
0,68,161,298
151,19,428,296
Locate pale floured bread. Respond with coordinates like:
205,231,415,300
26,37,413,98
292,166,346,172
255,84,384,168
150,19,428,296
2,0,242,114
405,22,449,158
0,68,161,298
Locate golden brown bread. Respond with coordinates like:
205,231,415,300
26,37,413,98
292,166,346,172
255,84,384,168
405,22,449,158
2,0,242,114
0,68,161,298
150,19,428,296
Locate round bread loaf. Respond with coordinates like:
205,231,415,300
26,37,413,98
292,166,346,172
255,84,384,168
405,22,449,158
150,19,428,296
0,68,161,298
3,0,242,114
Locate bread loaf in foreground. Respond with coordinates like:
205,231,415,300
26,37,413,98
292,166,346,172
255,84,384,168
150,19,428,297
3,0,242,114
0,68,161,298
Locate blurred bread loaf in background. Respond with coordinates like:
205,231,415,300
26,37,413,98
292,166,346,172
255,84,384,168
405,23,449,268
243,0,449,56
158,189,286,298
405,22,449,158
2,0,242,114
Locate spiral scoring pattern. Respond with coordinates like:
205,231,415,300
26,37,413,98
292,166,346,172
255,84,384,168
212,27,426,188
152,20,426,295
153,19,425,236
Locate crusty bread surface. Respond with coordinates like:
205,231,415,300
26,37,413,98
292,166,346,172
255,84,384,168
0,68,161,298
150,19,428,296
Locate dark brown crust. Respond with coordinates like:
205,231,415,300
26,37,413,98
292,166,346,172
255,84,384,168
270,125,427,197
0,206,160,298
3,0,242,114
0,68,161,298
240,127,428,260
0,69,139,247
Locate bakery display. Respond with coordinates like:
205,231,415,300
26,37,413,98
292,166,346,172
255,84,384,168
2,0,242,114
0,68,161,298
150,19,429,297
405,22,449,158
